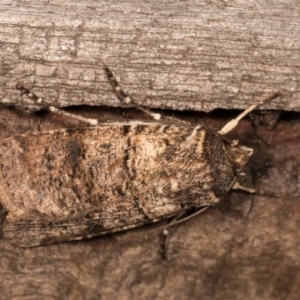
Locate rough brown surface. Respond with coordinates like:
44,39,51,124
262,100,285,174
1,1,300,299
0,0,299,112
0,105,300,300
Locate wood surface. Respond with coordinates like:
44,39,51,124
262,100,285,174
0,0,299,112
1,1,300,299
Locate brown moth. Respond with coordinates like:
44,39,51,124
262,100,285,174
0,64,278,247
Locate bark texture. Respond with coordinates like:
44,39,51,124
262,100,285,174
0,0,299,112
1,1,300,300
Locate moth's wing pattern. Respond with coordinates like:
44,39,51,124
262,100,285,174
0,122,250,247
3,208,183,247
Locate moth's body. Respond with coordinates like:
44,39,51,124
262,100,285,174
1,62,277,247
0,121,251,247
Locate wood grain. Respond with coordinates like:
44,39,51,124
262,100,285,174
0,0,299,112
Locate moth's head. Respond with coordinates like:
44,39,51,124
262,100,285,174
227,139,253,172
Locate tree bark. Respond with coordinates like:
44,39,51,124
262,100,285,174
1,1,300,300
0,0,299,112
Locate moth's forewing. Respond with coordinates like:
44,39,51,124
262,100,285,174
0,123,252,247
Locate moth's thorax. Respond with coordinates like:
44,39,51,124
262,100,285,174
203,131,253,197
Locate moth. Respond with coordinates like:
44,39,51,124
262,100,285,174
0,63,278,247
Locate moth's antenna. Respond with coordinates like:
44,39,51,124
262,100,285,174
100,57,162,121
218,92,280,135
16,84,99,126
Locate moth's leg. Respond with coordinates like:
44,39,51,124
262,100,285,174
148,206,209,236
218,92,280,135
158,208,209,259
162,212,186,236
16,84,99,126
157,211,187,260
232,182,255,193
